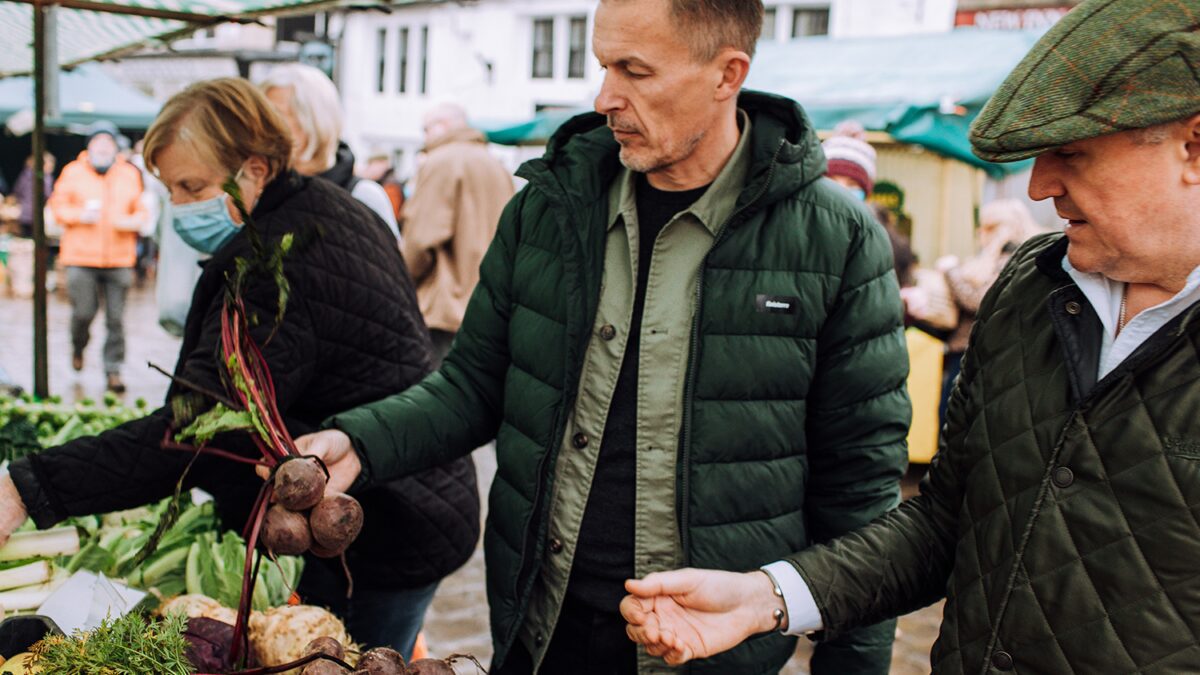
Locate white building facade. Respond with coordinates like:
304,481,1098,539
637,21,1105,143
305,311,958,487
335,0,956,178
334,0,602,175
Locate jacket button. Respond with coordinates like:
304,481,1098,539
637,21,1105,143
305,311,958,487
1052,466,1074,488
572,432,589,449
1065,301,1082,315
549,538,564,554
992,650,1014,671
535,632,544,647
599,324,617,341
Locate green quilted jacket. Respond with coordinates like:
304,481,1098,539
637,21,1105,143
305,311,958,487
330,91,910,673
790,233,1200,674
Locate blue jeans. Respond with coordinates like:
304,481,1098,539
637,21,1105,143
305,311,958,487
297,561,439,660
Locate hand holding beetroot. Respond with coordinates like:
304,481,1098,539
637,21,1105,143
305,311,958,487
261,457,364,560
259,429,362,495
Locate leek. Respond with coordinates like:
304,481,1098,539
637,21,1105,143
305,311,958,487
0,526,80,561
129,546,190,588
0,560,50,591
0,577,63,612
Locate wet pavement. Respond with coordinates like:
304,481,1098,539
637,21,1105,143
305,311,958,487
0,284,943,674
0,280,184,405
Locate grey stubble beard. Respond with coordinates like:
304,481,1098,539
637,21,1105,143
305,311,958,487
616,128,706,176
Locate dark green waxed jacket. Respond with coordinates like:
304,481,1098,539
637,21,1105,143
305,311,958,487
330,91,910,674
790,233,1200,673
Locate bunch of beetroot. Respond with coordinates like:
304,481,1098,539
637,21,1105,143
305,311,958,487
159,184,367,670
262,457,364,559
300,638,482,675
190,632,485,675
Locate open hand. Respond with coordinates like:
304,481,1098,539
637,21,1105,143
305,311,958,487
620,568,783,666
256,429,361,494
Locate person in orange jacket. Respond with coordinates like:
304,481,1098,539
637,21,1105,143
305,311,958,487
48,121,148,393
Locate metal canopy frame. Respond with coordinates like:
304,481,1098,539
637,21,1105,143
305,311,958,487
15,0,349,397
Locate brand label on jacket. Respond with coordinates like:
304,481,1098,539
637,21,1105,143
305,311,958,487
756,294,800,315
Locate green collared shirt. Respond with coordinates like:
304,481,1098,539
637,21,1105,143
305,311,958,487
521,111,753,674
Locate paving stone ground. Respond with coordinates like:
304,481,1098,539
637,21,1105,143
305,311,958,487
0,285,943,674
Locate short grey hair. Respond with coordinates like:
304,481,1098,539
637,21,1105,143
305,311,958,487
257,63,343,171
603,0,764,61
1131,118,1187,146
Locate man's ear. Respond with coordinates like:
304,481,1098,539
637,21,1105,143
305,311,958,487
714,48,751,103
1183,113,1200,186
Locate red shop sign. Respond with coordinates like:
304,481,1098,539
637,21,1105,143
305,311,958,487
955,7,1073,30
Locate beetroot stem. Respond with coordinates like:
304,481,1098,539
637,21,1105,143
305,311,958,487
195,651,355,674
231,480,273,667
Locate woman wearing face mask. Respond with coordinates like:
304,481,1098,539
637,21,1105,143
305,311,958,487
0,79,480,659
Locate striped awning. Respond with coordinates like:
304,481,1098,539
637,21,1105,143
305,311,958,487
0,0,378,77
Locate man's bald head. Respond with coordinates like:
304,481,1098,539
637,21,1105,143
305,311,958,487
423,103,469,145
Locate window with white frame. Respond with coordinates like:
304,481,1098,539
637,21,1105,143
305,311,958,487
419,26,429,94
376,28,387,93
762,7,777,41
568,16,588,79
792,7,830,37
276,14,316,43
532,18,554,79
398,27,409,93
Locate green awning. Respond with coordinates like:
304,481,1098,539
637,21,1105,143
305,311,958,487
0,63,161,128
0,3,180,77
0,0,374,77
746,28,1046,177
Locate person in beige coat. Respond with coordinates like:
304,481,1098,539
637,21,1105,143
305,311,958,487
401,103,514,363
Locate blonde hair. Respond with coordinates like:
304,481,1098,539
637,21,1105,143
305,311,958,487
257,63,344,171
143,78,292,180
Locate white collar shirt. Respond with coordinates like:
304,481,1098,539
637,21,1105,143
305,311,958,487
1063,257,1200,380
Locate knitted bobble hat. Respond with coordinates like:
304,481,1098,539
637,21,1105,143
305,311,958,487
822,121,877,194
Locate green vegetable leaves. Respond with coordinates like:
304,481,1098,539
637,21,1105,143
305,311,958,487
0,418,39,463
32,611,193,675
0,393,151,460
183,530,302,611
174,402,254,446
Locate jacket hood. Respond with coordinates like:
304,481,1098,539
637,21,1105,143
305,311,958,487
318,141,357,192
521,90,827,216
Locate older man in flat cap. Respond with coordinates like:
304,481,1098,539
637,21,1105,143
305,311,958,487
618,1,1200,672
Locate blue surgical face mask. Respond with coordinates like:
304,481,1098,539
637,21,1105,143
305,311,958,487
849,187,867,202
172,192,241,254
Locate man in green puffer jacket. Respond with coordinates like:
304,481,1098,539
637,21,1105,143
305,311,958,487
620,2,1200,673
290,0,909,672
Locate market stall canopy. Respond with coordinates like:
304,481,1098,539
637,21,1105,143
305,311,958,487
748,28,1044,176
0,0,369,78
0,63,160,128
484,110,577,148
485,28,1045,177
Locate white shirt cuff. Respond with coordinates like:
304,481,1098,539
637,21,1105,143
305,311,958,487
762,560,824,636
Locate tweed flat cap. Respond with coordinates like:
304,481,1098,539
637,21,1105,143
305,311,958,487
970,0,1200,163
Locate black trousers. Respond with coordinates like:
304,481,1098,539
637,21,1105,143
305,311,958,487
495,595,637,675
